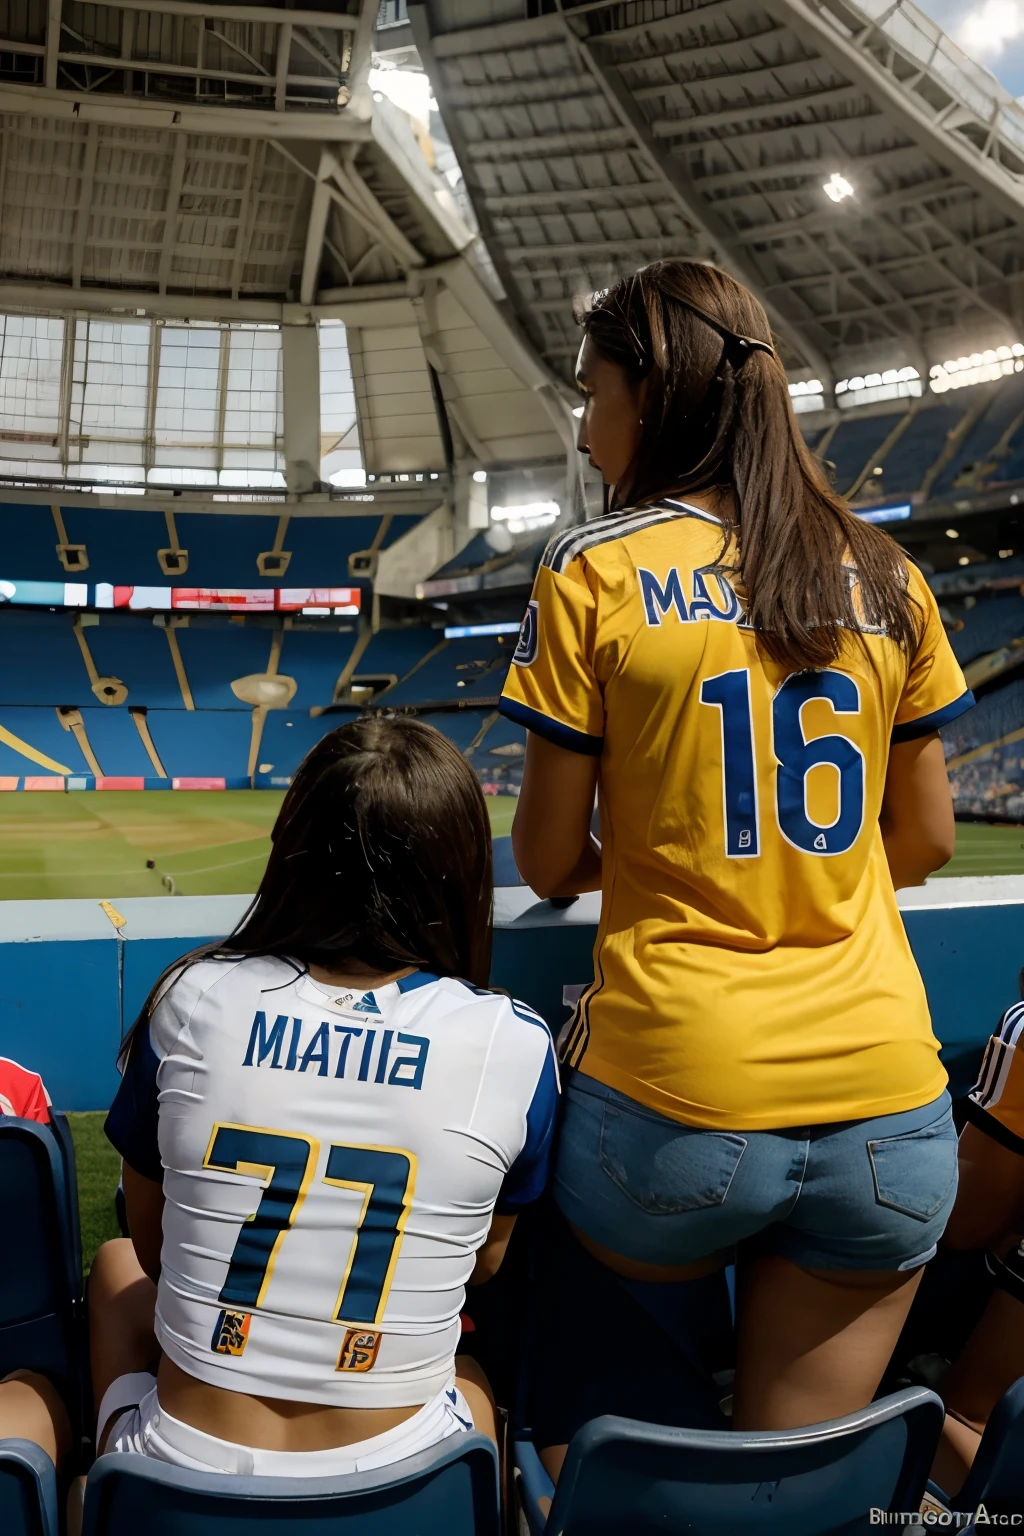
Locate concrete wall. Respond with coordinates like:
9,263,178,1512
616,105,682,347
1,878,1021,1111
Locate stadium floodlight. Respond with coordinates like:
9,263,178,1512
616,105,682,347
946,528,960,539
473,470,488,483
958,557,971,566
1000,549,1015,558
929,344,1024,392
490,501,559,534
823,173,854,203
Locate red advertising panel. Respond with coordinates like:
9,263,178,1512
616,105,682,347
105,587,361,613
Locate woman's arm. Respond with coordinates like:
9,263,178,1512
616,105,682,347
122,1160,165,1283
469,1214,517,1286
879,731,956,889
511,732,601,898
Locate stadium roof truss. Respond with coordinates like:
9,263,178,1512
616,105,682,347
412,0,1024,387
0,0,575,511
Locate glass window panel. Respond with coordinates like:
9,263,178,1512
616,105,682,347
318,319,363,485
0,315,64,453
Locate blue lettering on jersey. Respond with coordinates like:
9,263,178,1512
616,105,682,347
299,1022,330,1077
334,1024,362,1076
243,1014,430,1088
353,992,382,1015
640,566,741,627
690,566,740,623
243,1012,289,1069
388,1033,430,1090
639,567,688,626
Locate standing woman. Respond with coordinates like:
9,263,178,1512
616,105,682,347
500,261,972,1449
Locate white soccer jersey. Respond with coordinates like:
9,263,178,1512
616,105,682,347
106,957,558,1408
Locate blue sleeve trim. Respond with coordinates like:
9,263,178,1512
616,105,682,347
498,696,603,757
104,1023,163,1182
395,971,440,994
497,1043,560,1213
891,689,975,744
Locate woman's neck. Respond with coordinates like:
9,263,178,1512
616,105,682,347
306,960,418,991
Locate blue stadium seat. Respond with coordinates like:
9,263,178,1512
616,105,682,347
0,1117,87,1444
515,1389,944,1536
943,1376,1024,1526
492,834,524,886
80,1431,501,1535
0,1440,59,1536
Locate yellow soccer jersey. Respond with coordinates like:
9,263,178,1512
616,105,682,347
967,1003,1024,1153
499,498,974,1130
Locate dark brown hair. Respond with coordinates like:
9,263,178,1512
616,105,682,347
119,715,493,1064
581,260,919,670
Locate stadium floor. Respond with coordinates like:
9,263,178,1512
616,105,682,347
0,790,518,900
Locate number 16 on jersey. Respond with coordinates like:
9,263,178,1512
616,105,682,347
700,667,865,858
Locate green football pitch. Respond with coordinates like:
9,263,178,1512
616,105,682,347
0,790,518,901
0,791,1015,902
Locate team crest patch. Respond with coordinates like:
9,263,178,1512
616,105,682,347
211,1309,251,1357
337,1328,382,1373
512,600,539,668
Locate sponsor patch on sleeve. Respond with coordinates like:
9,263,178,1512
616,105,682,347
512,600,539,668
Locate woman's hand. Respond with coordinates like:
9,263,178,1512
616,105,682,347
512,733,601,898
879,731,956,889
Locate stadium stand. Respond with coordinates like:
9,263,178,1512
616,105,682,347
824,413,906,497
933,376,1024,496
0,509,423,588
948,594,1024,666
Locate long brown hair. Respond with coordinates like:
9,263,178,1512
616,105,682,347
119,715,493,1064
581,260,919,670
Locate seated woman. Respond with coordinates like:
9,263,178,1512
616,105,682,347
931,991,1024,1496
4,716,557,1483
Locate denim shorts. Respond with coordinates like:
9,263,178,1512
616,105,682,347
553,1074,958,1272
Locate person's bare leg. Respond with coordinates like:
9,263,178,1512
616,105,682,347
454,1354,498,1447
930,1286,1024,1498
88,1238,159,1448
731,1255,923,1431
0,1370,72,1467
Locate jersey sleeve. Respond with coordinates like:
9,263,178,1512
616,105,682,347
965,1002,1024,1156
499,548,604,756
0,1058,51,1124
105,1021,163,1181
105,964,201,1181
892,568,974,743
497,1035,560,1213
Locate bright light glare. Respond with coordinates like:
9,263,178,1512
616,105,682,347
930,344,1024,393
490,501,559,534
572,405,584,418
367,66,436,121
330,467,367,488
472,469,488,483
823,173,854,203
946,528,960,539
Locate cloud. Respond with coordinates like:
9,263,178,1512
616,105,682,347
954,0,1023,57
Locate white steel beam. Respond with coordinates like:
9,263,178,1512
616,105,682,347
158,135,187,295
281,322,322,492
70,122,97,289
44,0,61,89
0,82,372,140
300,162,333,306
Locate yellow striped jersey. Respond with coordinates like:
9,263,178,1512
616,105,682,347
499,499,973,1130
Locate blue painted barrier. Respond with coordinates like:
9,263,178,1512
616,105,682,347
0,878,1021,1111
